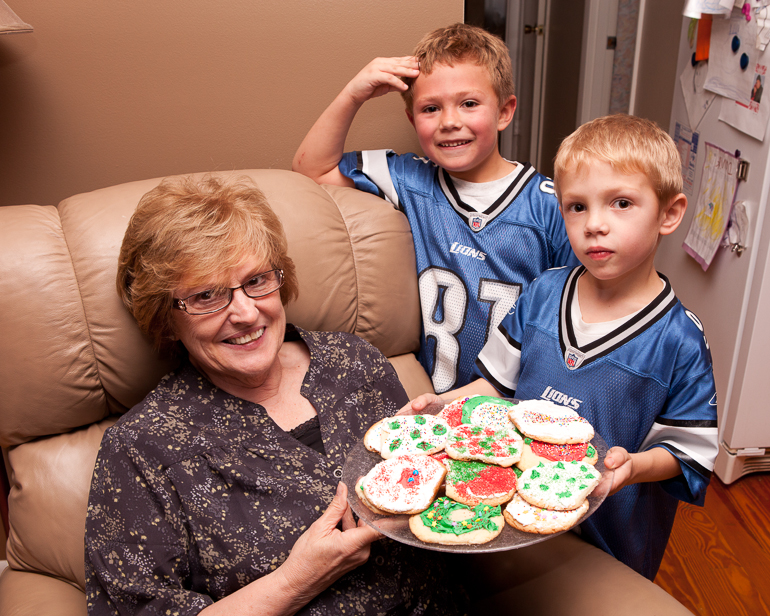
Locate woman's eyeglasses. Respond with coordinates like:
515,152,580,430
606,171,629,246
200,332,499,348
173,269,284,315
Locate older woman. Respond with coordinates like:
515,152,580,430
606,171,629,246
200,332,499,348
84,175,465,615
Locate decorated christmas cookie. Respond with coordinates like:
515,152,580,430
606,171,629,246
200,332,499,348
517,438,598,471
379,415,450,459
444,458,517,507
503,493,589,534
363,417,388,453
445,424,523,467
359,453,446,515
437,395,477,427
510,399,594,444
517,460,601,511
409,496,504,545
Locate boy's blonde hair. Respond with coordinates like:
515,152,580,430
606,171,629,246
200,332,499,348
554,114,683,205
401,23,514,111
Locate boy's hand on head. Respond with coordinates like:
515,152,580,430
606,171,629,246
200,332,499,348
345,57,420,106
604,446,634,495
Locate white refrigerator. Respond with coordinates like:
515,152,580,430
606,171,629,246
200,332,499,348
658,12,770,483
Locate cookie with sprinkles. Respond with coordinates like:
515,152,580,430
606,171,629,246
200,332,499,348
503,493,589,534
517,460,601,511
409,496,504,545
360,453,446,515
354,477,391,515
444,458,517,507
445,424,523,467
517,438,598,471
379,415,450,459
459,396,517,431
510,399,594,444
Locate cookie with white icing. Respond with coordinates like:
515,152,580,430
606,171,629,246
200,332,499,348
517,438,598,471
379,415,450,459
409,496,504,545
517,460,601,511
503,493,589,534
510,399,594,444
360,453,446,515
354,476,390,515
445,424,523,467
363,417,388,453
444,458,517,507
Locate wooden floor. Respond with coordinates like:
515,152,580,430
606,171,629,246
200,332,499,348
653,472,770,615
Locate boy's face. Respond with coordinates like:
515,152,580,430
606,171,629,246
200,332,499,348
406,60,515,182
558,159,685,286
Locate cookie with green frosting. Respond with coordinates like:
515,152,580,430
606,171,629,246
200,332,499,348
409,496,504,545
517,460,601,511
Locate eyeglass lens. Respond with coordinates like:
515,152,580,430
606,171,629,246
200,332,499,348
182,269,282,314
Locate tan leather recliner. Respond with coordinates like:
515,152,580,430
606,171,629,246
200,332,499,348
0,170,433,615
0,169,693,616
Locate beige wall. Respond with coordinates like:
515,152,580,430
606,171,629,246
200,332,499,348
0,1,463,206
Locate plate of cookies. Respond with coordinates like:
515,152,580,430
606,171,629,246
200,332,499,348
342,395,613,553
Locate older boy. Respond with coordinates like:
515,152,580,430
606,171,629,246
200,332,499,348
412,114,719,580
293,23,576,394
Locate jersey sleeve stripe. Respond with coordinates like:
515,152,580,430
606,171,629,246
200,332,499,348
476,326,521,395
474,359,516,398
360,149,400,207
652,417,718,428
649,442,713,478
639,423,719,474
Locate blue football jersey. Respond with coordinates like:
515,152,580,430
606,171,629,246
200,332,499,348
339,149,577,393
474,266,719,579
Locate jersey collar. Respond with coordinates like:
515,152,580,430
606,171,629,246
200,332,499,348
558,266,678,370
438,163,536,233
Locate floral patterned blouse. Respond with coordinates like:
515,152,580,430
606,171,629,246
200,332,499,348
85,326,466,615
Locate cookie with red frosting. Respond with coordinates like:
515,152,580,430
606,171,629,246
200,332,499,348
445,424,523,467
359,453,446,515
444,458,517,507
517,438,599,471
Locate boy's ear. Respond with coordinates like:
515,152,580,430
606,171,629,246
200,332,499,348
497,95,517,131
659,193,687,236
405,108,415,128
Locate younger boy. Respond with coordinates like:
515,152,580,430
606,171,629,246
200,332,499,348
293,23,576,394
415,114,719,579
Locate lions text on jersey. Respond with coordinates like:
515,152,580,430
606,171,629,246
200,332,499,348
474,266,718,578
339,149,576,393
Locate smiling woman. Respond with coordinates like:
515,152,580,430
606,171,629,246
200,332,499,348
85,174,467,615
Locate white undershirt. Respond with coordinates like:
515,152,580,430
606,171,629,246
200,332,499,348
449,162,522,212
571,276,665,347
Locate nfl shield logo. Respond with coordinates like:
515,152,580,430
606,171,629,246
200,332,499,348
469,215,486,231
564,346,585,370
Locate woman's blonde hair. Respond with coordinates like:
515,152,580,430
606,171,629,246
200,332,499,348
401,22,514,111
554,114,683,205
117,174,298,352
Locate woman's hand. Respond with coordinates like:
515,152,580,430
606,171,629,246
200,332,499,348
343,56,420,106
278,482,382,604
